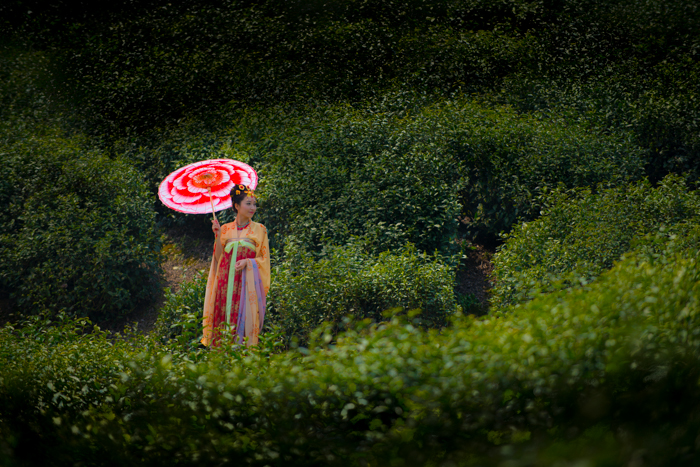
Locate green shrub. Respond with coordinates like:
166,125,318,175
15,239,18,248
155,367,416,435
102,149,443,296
153,271,207,349
267,239,457,344
1,236,699,466
110,119,255,210
491,0,700,183
11,0,699,189
154,272,286,354
39,0,697,137
492,174,700,308
252,96,645,250
497,59,700,184
0,45,162,319
456,291,484,316
0,46,56,121
0,121,162,319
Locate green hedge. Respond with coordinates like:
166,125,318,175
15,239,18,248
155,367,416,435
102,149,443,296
0,45,162,319
1,236,699,465
153,271,207,348
492,175,700,308
43,0,545,134
254,97,645,250
113,96,646,252
267,240,457,344
491,0,700,182
497,59,700,184
10,0,699,188
0,121,162,319
23,0,696,137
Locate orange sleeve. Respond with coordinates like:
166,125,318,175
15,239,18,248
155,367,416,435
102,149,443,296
254,224,271,295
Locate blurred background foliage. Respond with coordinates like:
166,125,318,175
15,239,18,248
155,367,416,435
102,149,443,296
1,0,696,187
1,0,700,464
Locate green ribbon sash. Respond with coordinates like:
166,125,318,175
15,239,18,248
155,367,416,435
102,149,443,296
223,239,256,325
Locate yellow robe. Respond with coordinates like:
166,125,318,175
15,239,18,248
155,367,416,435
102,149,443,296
201,221,270,346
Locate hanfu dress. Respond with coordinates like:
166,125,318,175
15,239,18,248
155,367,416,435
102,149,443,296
201,221,270,347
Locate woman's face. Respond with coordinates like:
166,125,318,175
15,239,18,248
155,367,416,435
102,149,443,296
235,195,257,219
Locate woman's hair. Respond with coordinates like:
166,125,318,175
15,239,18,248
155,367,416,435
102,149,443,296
231,184,255,213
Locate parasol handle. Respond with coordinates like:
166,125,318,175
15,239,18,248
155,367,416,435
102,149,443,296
208,188,218,224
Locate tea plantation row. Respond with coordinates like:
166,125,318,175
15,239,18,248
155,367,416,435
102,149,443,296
1,229,699,465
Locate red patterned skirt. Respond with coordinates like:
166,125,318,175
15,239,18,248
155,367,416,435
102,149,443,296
210,245,256,347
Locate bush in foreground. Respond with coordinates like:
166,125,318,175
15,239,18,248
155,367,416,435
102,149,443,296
153,271,207,348
1,236,699,466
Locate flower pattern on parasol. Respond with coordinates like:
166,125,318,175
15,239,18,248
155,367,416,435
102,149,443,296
158,159,258,215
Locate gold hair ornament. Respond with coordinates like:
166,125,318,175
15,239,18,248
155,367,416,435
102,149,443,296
234,185,255,198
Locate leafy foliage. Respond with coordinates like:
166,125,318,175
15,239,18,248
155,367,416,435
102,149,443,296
496,60,700,183
268,240,457,344
261,97,645,246
492,174,700,308
33,0,543,134
0,45,162,320
6,0,697,185
1,237,699,465
112,95,645,252
0,122,162,318
153,271,208,349
1,1,700,464
154,240,456,347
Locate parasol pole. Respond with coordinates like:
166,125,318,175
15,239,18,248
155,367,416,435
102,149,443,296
207,188,218,224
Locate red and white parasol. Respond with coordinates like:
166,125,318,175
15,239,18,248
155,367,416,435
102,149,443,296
158,159,257,220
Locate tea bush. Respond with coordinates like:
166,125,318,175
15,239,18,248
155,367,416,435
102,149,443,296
33,0,547,134
1,3,699,462
153,271,208,349
1,236,699,466
489,0,700,182
0,45,162,319
109,118,252,209
492,174,700,308
268,240,457,344
0,46,56,121
18,0,696,142
0,122,162,319
254,96,645,250
497,60,700,184
9,0,698,188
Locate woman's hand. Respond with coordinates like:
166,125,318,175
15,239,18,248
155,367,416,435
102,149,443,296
212,218,221,237
235,260,247,272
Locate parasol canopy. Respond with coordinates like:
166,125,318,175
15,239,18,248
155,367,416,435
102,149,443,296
158,159,258,215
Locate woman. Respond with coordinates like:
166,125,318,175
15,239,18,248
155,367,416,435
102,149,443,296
201,185,270,347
